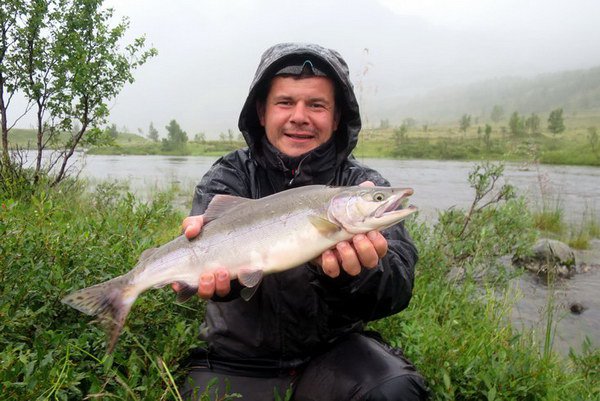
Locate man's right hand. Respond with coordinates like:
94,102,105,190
171,215,232,299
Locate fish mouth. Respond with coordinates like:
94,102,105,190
373,188,417,218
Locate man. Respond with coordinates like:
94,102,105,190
177,43,428,400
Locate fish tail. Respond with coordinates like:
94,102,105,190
61,274,139,353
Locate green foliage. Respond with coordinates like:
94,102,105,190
106,123,119,138
532,208,565,234
588,126,599,155
371,163,597,400
1,164,598,399
509,111,526,137
525,113,541,136
459,114,471,133
490,105,504,123
483,124,492,151
162,119,189,153
393,124,408,148
547,108,566,135
148,122,160,142
0,0,156,185
0,178,205,399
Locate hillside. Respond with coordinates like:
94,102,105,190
378,65,600,125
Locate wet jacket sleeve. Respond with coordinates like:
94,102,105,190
189,153,251,301
190,154,251,216
310,164,418,322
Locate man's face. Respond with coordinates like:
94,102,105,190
257,76,340,158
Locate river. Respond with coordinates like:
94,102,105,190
58,153,600,355
76,154,600,223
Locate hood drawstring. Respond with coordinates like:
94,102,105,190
287,154,309,187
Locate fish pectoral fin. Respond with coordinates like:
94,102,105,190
174,282,199,303
238,268,264,288
308,215,341,235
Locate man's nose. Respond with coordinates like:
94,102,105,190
290,103,308,124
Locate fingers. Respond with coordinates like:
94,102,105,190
197,269,231,299
172,269,231,300
182,215,204,240
319,249,341,278
367,231,388,258
352,234,379,268
359,180,375,187
214,269,231,298
318,231,389,278
336,241,361,276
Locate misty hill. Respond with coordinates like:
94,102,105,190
378,65,600,124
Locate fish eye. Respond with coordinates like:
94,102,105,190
373,192,386,202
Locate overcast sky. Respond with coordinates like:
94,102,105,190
16,0,600,138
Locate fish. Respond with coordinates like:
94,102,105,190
61,184,417,352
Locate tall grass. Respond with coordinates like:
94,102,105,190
1,164,598,399
1,179,205,399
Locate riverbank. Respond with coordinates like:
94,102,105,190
1,166,598,399
86,129,600,166
10,121,600,166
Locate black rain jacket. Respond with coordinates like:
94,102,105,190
190,43,417,367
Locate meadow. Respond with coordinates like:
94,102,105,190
1,163,598,400
9,111,600,166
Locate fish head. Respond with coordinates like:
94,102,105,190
327,186,417,234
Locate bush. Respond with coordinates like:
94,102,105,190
0,179,203,399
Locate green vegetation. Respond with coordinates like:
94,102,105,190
0,0,155,184
1,164,598,400
353,113,600,166
8,117,600,166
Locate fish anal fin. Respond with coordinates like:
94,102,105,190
308,215,341,235
175,282,199,303
204,194,254,224
238,268,264,288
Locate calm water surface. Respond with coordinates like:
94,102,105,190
73,154,600,354
78,154,600,223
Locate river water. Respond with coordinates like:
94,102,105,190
64,154,600,355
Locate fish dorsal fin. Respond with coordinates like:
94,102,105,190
204,194,254,223
308,215,341,236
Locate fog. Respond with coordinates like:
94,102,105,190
13,0,600,138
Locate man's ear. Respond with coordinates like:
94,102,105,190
256,101,266,127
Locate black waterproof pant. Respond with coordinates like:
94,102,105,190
181,333,429,401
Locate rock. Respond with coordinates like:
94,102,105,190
569,302,586,315
513,238,577,278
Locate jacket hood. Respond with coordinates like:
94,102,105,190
238,43,361,166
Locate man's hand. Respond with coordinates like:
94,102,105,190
314,180,389,278
317,231,388,278
171,215,232,299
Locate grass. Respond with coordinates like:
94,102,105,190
1,164,599,400
7,115,600,166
